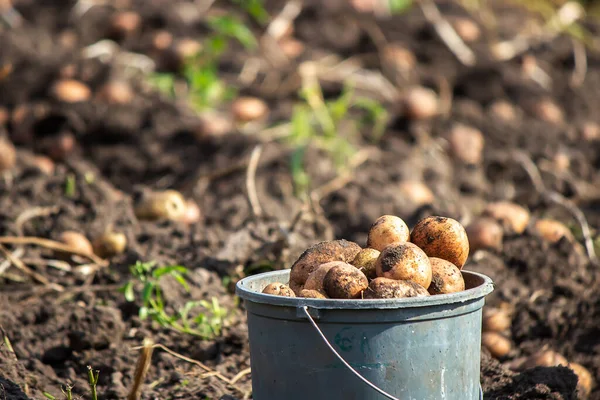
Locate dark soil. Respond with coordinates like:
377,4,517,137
2,0,600,399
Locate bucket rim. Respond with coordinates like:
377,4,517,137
236,269,494,309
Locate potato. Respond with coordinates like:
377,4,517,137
483,202,530,234
262,282,296,297
232,97,269,122
375,242,432,289
363,277,429,299
466,217,503,252
299,289,328,299
403,87,439,120
482,332,511,359
398,180,434,208
93,231,127,258
521,350,568,369
532,98,564,124
410,216,470,269
482,307,512,333
134,190,188,221
57,231,94,257
304,261,342,294
367,215,410,251
351,248,380,280
289,239,361,294
97,80,134,105
488,100,517,123
569,362,593,400
0,137,16,172
50,79,91,103
447,124,484,165
451,17,480,42
427,258,465,295
323,263,368,299
532,219,573,244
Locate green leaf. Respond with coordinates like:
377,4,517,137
142,282,154,305
122,282,135,302
207,16,257,50
139,306,148,320
389,0,413,14
173,273,190,292
64,174,76,198
42,392,56,400
152,265,188,279
231,0,269,24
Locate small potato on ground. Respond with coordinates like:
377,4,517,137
482,307,512,333
262,283,296,297
375,242,432,289
367,215,410,251
532,219,573,244
323,263,368,299
56,231,94,259
428,258,465,295
351,248,380,280
134,190,187,221
466,218,503,252
363,277,429,299
569,362,593,400
483,201,530,234
410,216,470,269
92,231,127,258
289,239,362,294
521,350,568,369
299,289,328,299
482,332,511,359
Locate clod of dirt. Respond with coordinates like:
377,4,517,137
262,282,295,297
32,155,55,175
398,180,434,208
381,43,416,83
323,263,368,299
451,17,481,42
231,97,269,122
0,376,30,400
67,305,125,351
194,111,233,139
402,86,439,120
57,231,94,257
92,231,127,258
351,248,380,280
581,121,600,142
410,216,470,269
466,217,503,252
483,307,512,333
488,100,518,123
109,11,141,38
97,80,134,105
482,332,512,359
279,37,305,59
483,201,531,234
0,107,9,125
152,30,174,51
447,123,485,165
427,257,465,295
42,131,76,161
50,79,91,103
375,242,432,288
321,17,361,50
363,277,429,299
531,219,574,244
0,136,16,172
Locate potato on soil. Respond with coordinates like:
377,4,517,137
569,362,593,400
299,289,328,299
351,248,380,280
363,277,429,299
482,332,511,359
375,242,432,289
57,231,94,257
427,258,465,295
304,261,342,294
92,231,127,258
289,239,361,294
410,216,469,269
134,190,187,221
0,137,16,172
323,263,368,299
403,87,439,120
262,283,296,297
483,201,530,234
532,219,573,244
50,79,91,103
482,307,512,333
466,217,503,252
521,349,568,369
367,215,410,251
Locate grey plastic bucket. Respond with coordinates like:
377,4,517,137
236,269,493,400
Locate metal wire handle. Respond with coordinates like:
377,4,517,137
300,306,402,400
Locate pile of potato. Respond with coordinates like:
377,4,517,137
262,214,470,299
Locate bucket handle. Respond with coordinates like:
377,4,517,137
300,306,402,400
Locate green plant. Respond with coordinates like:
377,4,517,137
121,261,228,339
148,14,257,112
42,366,99,400
285,82,388,198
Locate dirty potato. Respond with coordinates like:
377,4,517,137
569,362,593,400
427,257,465,295
289,239,361,294
367,215,410,251
262,282,296,297
375,242,432,289
323,263,368,299
483,201,530,234
304,261,344,294
482,332,511,359
363,277,429,299
410,216,470,269
351,248,380,280
299,289,329,299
